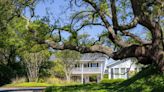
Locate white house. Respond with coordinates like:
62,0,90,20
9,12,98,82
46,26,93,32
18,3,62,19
71,53,107,83
50,52,143,83
106,58,143,79
71,57,143,83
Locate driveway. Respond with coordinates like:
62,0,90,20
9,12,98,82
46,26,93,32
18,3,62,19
0,87,46,92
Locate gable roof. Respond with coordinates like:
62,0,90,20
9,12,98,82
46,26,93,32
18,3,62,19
49,53,107,62
106,58,128,68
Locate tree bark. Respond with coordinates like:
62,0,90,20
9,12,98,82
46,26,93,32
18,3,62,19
65,73,71,82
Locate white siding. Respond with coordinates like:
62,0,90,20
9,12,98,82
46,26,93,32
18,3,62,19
108,59,142,79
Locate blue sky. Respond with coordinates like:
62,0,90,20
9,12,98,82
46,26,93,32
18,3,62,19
24,0,148,41
24,0,105,39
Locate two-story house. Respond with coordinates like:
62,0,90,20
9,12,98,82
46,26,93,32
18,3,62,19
71,53,107,83
51,53,143,83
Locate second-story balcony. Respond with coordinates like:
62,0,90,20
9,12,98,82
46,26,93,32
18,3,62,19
72,67,102,74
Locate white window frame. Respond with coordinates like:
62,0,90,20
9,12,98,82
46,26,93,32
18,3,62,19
114,68,119,79
120,68,126,79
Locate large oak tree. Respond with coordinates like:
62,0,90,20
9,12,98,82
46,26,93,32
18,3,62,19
1,0,164,72
38,0,164,72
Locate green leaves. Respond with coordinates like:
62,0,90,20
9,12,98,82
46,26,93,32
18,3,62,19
29,20,50,39
99,0,110,15
56,50,80,61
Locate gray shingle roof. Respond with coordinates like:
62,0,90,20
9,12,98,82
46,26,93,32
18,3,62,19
80,53,107,61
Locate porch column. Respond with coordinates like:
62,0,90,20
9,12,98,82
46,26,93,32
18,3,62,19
81,63,84,84
100,63,103,80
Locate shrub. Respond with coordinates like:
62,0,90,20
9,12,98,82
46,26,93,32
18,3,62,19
43,77,80,86
0,65,15,86
11,77,27,84
45,77,64,84
103,74,108,78
100,78,125,84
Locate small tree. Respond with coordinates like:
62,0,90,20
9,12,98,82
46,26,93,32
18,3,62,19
22,50,50,82
55,50,80,82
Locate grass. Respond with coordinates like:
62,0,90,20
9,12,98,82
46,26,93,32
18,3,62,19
1,77,80,88
45,66,164,92
2,82,50,88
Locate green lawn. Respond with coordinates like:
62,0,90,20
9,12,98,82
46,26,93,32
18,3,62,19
2,66,164,92
2,82,51,88
46,66,164,92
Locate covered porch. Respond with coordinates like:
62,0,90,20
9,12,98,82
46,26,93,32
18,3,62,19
71,74,102,83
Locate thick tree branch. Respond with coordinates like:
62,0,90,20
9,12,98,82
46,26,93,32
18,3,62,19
84,0,131,47
111,0,139,31
110,0,118,29
45,40,113,57
110,0,149,45
112,44,153,64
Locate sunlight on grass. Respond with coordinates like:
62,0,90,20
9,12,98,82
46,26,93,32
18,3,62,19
2,82,50,87
2,81,81,88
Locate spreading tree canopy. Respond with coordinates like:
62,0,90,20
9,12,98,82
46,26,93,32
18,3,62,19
40,0,164,72
1,0,164,72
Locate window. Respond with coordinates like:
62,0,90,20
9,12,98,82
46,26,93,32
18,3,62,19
114,68,119,79
91,63,98,67
121,68,126,78
97,63,99,67
88,63,90,67
75,64,80,67
84,63,88,67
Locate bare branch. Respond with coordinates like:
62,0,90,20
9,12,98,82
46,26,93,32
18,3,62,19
92,36,102,46
70,10,95,26
116,17,139,30
76,23,105,31
121,31,151,44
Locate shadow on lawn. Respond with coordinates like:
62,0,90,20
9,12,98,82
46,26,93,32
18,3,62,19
117,66,164,92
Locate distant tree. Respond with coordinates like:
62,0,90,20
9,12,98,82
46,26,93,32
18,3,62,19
39,60,54,78
53,61,65,79
55,50,81,82
0,45,26,85
0,0,52,84
21,50,50,82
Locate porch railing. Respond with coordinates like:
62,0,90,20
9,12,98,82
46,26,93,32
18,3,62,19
72,67,101,74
